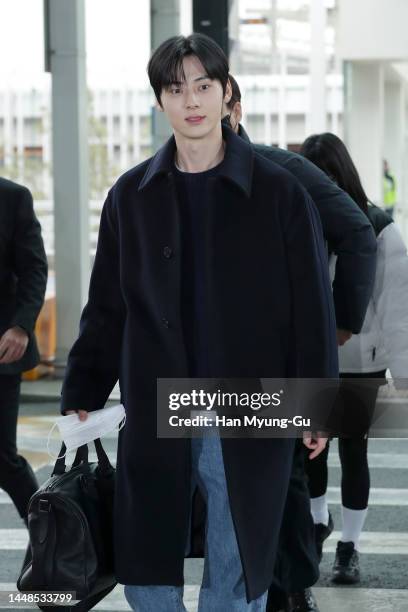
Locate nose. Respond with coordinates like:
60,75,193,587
185,88,199,109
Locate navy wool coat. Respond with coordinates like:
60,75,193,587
61,127,338,602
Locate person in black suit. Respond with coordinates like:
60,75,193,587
0,177,48,525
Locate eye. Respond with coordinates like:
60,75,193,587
200,84,210,91
167,85,182,94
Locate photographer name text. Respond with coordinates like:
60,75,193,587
168,414,310,429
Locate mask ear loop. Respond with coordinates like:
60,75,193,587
47,421,67,460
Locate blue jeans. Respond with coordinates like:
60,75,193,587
124,435,267,611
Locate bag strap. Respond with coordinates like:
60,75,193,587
72,445,89,468
93,438,112,474
71,440,112,475
52,439,113,477
36,581,117,611
52,442,68,476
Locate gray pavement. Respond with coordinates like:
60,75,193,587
0,393,407,611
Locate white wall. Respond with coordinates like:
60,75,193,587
337,0,408,61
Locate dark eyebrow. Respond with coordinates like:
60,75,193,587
167,75,210,88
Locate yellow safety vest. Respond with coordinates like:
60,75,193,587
383,173,397,209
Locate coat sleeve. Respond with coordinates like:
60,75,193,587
10,186,48,333
61,189,126,414
373,223,408,385
283,181,338,378
281,153,377,334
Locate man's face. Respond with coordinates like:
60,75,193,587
158,55,231,141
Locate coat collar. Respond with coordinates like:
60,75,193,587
237,123,251,144
138,125,254,197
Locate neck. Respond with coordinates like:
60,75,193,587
174,124,225,173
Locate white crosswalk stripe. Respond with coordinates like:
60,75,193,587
326,487,408,506
2,528,407,555
327,453,408,469
1,584,408,612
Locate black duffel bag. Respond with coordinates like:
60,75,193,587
17,438,117,611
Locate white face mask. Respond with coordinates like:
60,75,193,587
47,404,126,459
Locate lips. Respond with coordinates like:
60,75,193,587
185,116,205,124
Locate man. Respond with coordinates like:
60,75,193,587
222,76,377,611
61,34,338,611
0,178,47,529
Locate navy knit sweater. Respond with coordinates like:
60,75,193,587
173,161,223,377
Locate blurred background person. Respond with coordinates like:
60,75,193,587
300,132,408,585
383,159,397,219
0,177,47,531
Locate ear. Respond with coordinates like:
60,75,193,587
234,101,243,123
155,99,164,112
224,79,232,105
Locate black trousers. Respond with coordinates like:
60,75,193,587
307,437,370,509
306,369,386,510
0,374,39,520
266,439,319,610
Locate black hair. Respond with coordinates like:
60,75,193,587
226,74,241,110
300,132,369,215
147,33,229,107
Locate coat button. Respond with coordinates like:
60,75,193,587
163,246,173,259
162,317,170,328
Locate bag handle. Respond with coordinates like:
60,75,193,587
52,439,113,476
